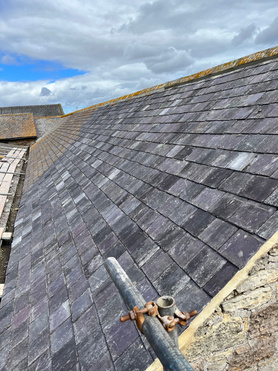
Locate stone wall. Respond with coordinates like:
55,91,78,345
184,245,278,371
147,236,278,371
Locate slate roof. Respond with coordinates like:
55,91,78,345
1,47,278,370
0,104,64,117
0,113,37,140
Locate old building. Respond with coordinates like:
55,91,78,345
0,47,278,370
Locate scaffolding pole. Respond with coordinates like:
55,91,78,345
105,257,194,371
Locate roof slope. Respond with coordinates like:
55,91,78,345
0,104,64,117
1,49,278,370
0,113,37,140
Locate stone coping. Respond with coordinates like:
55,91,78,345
60,46,278,118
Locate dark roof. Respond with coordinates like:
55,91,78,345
1,48,278,370
0,104,64,117
0,113,37,140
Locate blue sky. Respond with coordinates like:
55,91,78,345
0,0,278,113
0,54,85,82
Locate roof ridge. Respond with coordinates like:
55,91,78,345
61,45,278,118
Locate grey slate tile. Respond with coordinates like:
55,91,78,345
50,300,70,333
52,338,78,371
183,246,226,287
182,208,215,237
204,262,238,297
257,211,278,239
71,288,93,322
88,264,109,293
153,262,190,296
142,249,173,282
174,279,211,314
50,318,74,354
28,350,52,371
168,233,205,268
28,329,49,367
199,219,238,250
114,338,153,371
220,230,263,268
229,201,275,233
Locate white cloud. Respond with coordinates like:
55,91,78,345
0,0,278,112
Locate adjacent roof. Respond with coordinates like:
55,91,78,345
0,104,64,117
0,113,37,140
1,46,278,371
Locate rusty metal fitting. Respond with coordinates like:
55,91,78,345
159,315,176,332
145,301,158,317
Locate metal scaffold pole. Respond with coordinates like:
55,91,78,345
104,257,194,371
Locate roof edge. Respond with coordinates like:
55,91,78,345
61,45,278,118
146,230,278,371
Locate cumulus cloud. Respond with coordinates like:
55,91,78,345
0,0,278,112
1,55,18,65
255,16,278,45
232,24,257,46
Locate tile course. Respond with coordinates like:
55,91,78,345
1,53,278,370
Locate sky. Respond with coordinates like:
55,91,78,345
0,0,278,113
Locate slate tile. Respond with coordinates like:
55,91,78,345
191,188,224,212
169,233,206,268
13,305,30,329
241,176,278,202
212,193,244,219
65,263,83,287
220,172,254,194
220,230,263,268
204,262,238,296
136,277,159,302
156,173,180,191
153,262,190,296
50,300,70,333
10,320,28,348
257,211,278,240
265,187,278,206
71,289,93,322
28,328,49,366
51,318,74,354
202,167,233,188
106,320,138,361
246,154,278,176
103,240,126,260
14,291,29,315
130,236,160,267
28,350,52,371
179,181,205,203
73,306,99,345
6,338,28,370
174,279,211,314
159,225,186,252
29,312,49,344
199,219,238,250
48,274,65,297
88,264,109,293
142,249,173,282
69,274,89,303
226,152,255,170
77,332,109,371
184,246,226,287
114,337,153,371
52,338,78,371
230,201,275,233
182,208,215,237
168,200,196,226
